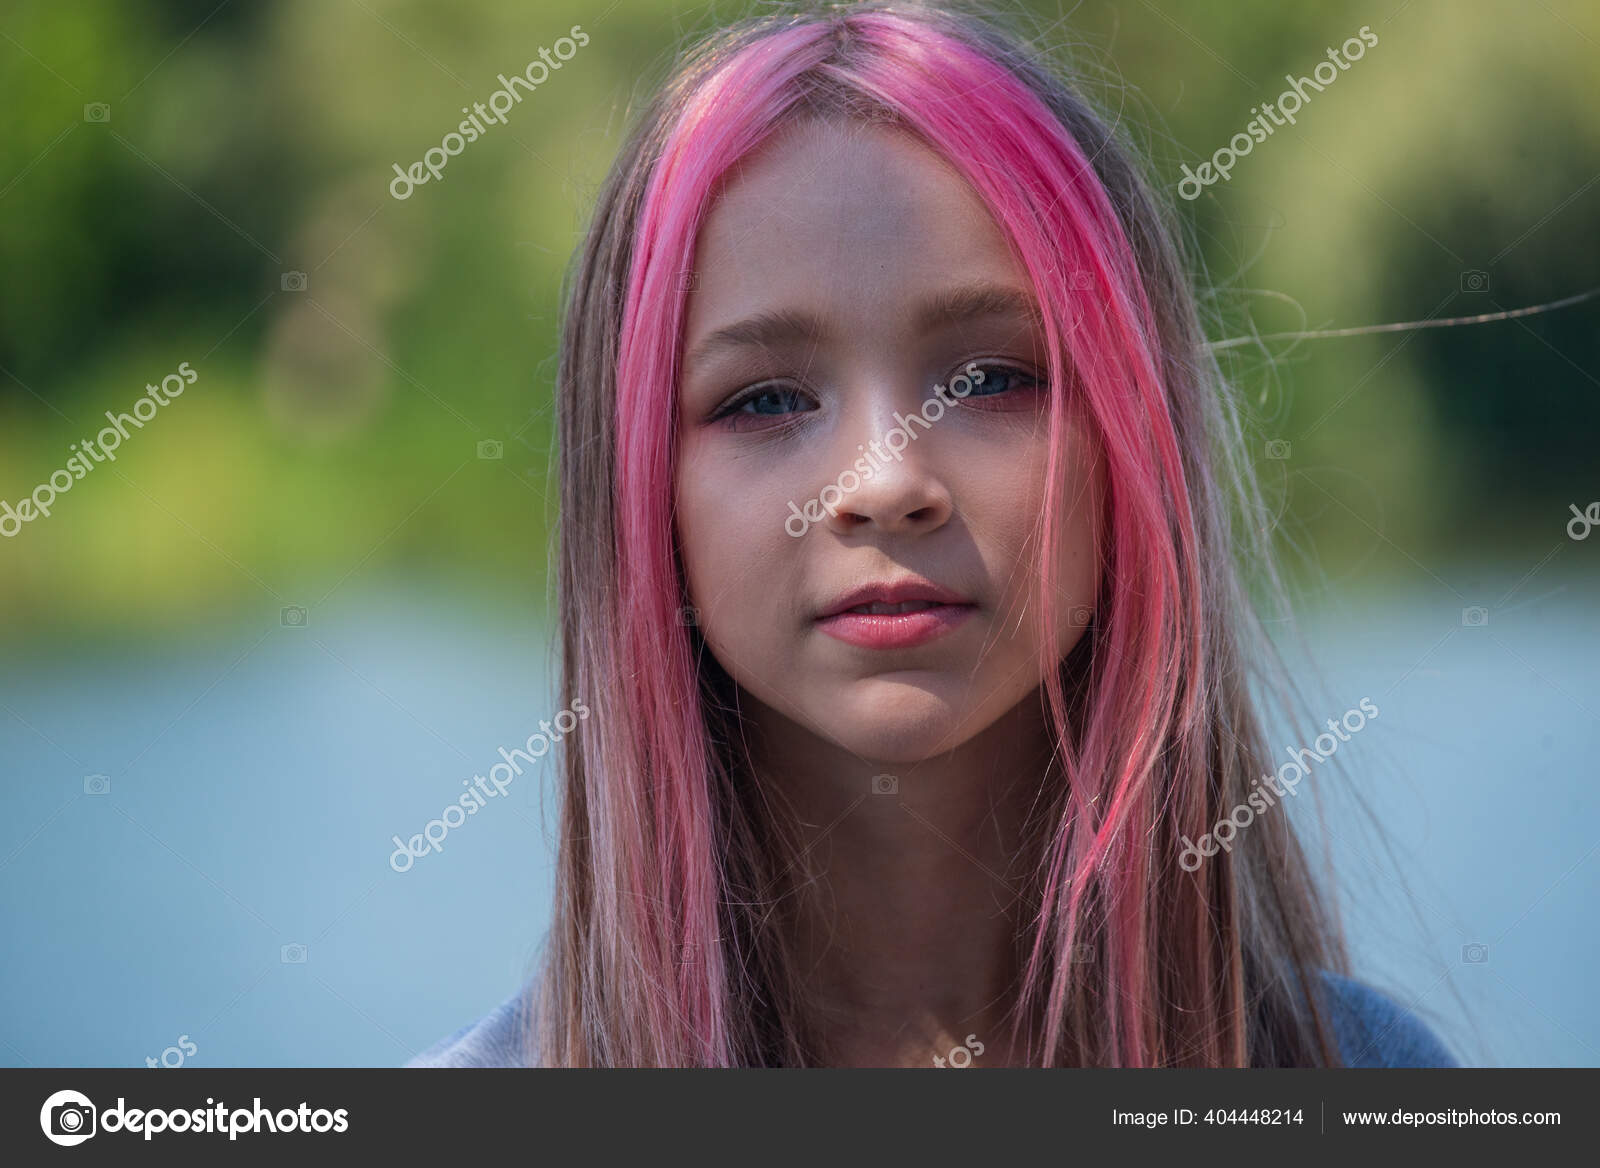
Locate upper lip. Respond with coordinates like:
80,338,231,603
816,577,975,619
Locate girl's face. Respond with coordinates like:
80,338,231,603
674,118,1104,764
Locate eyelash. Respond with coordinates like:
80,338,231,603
710,363,1045,430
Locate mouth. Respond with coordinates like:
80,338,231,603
840,599,955,616
815,580,976,650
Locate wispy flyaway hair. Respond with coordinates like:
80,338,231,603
541,0,1346,1066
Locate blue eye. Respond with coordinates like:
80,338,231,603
955,364,1044,398
739,386,812,414
713,383,818,429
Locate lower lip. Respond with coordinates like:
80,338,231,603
815,604,975,650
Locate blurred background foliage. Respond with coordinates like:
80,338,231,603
1,0,1596,638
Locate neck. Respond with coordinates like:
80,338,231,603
747,693,1056,1067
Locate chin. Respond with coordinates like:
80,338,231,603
815,677,989,764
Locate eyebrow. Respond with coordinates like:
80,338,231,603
682,281,1045,369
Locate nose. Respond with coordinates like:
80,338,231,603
821,424,954,537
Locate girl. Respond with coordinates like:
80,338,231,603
410,0,1455,1068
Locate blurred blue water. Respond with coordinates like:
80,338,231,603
1,572,1594,1066
1276,566,1600,1068
0,586,559,1068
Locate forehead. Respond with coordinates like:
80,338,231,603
685,118,1027,331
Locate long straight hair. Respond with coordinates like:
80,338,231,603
540,0,1346,1066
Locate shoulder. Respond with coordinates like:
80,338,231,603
404,986,539,1068
1318,971,1457,1067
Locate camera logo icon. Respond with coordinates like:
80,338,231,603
1068,269,1093,291
871,773,898,796
281,605,307,628
1265,439,1291,460
1068,605,1094,628
84,773,111,795
40,1089,97,1146
477,439,503,460
1461,606,1489,627
281,943,307,964
1461,943,1490,964
676,606,699,626
677,270,700,291
1459,269,1490,292
280,270,308,292
83,103,111,123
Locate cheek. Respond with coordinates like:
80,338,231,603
674,447,729,614
964,419,1104,648
674,440,798,654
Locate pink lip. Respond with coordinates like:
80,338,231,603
815,579,977,650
